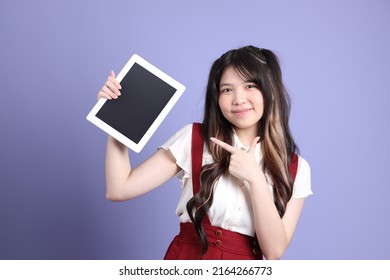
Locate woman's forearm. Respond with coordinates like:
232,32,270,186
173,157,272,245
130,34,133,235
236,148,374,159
249,177,288,260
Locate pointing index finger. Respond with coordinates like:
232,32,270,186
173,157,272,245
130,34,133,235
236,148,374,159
210,137,236,154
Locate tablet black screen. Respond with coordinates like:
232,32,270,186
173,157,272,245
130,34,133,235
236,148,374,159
96,63,177,144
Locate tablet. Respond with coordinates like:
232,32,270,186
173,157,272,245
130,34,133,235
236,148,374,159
86,54,185,153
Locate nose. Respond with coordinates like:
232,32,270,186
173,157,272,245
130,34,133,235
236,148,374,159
232,89,246,105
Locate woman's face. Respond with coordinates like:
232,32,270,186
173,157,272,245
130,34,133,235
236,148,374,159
218,66,264,137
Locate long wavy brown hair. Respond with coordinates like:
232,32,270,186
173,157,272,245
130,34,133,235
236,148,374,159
186,46,298,255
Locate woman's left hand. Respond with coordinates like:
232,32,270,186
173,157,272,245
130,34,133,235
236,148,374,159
210,136,263,184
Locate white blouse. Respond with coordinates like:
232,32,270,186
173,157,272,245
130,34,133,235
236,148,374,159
160,124,312,237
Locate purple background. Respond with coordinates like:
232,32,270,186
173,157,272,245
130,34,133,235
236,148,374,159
1,0,389,260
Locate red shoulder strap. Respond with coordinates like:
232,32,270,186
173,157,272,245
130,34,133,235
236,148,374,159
289,153,298,182
191,123,212,225
191,123,203,196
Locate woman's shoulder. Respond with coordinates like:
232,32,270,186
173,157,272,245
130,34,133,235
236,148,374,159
159,123,195,176
292,154,312,198
159,123,194,154
166,123,194,142
297,155,310,172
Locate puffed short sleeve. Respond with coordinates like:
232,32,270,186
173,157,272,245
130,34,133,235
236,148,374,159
292,156,313,198
159,124,193,180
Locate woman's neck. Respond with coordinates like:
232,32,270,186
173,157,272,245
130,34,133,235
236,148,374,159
234,126,258,147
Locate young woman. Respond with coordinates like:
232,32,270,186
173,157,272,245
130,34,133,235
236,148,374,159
97,46,312,260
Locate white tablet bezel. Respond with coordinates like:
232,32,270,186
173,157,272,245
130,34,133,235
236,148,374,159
86,54,185,153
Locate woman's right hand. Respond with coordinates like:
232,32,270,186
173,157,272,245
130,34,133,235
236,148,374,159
97,70,122,100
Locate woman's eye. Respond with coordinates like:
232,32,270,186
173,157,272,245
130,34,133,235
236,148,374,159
220,88,231,93
246,84,257,89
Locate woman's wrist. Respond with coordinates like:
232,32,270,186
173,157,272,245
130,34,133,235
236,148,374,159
247,171,268,192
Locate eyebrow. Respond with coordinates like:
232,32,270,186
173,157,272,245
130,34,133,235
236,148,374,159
219,81,256,87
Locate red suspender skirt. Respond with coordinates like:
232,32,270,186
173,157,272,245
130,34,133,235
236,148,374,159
163,123,298,260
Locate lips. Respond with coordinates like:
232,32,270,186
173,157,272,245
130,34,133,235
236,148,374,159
232,108,253,116
233,108,252,113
